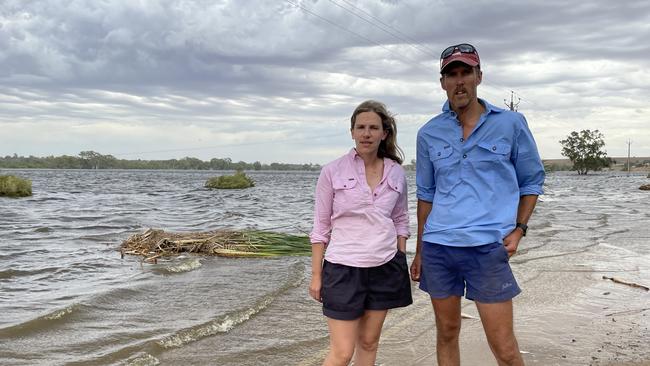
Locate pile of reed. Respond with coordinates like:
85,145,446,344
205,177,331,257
0,175,32,197
120,228,311,263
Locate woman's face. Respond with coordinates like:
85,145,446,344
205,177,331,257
351,111,387,156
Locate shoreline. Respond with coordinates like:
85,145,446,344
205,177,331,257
370,246,650,366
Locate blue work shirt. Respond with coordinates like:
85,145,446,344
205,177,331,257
416,99,545,247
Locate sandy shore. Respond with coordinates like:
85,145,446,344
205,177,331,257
369,248,650,366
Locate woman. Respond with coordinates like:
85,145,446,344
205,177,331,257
309,100,412,366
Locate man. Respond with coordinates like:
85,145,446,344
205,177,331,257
410,43,545,366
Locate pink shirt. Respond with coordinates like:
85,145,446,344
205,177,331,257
310,149,410,267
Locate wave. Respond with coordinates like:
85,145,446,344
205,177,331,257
0,303,81,337
126,353,161,366
60,261,306,365
0,266,59,280
156,258,203,274
157,261,305,349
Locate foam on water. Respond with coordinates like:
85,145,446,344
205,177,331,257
162,258,202,273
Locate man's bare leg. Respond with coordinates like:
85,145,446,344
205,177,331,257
431,296,462,366
476,300,524,366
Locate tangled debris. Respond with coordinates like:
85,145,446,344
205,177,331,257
120,228,311,263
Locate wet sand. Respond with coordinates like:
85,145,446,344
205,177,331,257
372,242,650,365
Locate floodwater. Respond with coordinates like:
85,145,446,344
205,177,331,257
1,169,648,365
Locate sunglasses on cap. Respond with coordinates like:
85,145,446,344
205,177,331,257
440,43,477,60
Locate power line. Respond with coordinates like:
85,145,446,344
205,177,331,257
285,0,432,74
326,0,437,58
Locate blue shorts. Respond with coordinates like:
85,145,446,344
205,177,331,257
419,242,520,303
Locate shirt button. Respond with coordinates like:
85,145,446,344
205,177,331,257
463,154,467,159
460,138,464,142
437,152,441,156
492,146,497,151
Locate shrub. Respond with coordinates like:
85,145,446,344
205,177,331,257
0,175,32,197
205,170,254,189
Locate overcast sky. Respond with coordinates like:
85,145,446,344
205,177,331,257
1,0,649,164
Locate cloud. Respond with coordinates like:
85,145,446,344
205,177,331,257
1,0,649,163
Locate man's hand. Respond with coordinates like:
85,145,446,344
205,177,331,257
309,275,322,302
410,253,421,282
503,229,524,257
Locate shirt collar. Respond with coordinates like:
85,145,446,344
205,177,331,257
348,148,397,169
442,98,505,115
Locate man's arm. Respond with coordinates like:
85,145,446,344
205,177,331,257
503,195,538,256
410,199,433,281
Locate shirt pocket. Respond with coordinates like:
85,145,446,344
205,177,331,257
429,145,458,194
476,142,511,161
386,176,404,195
428,145,454,168
372,175,403,214
332,177,361,208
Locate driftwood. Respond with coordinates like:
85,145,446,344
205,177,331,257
602,276,650,291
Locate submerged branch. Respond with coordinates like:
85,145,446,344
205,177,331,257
602,276,649,291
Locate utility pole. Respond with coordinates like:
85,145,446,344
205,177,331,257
504,90,521,111
627,139,632,176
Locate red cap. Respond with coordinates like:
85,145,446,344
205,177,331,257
440,49,480,74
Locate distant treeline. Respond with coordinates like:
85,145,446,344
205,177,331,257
0,151,321,171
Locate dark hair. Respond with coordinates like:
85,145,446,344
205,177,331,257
441,63,481,77
350,100,404,164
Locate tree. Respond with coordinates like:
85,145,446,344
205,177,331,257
79,151,104,169
559,129,609,175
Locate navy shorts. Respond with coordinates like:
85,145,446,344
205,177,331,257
419,242,521,303
321,251,413,320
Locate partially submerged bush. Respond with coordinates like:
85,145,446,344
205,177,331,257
640,184,650,191
205,170,254,189
0,175,32,197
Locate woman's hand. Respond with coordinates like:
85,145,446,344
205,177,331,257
309,275,322,302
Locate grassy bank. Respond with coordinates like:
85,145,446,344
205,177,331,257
0,175,32,197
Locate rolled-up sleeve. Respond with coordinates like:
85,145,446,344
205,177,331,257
512,116,545,196
416,130,435,202
391,173,410,238
309,166,334,244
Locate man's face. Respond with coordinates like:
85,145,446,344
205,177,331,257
440,63,482,110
